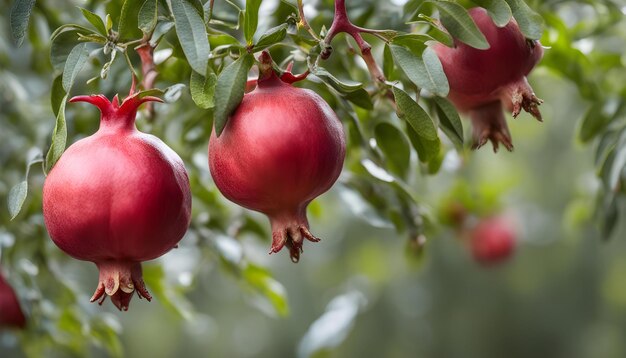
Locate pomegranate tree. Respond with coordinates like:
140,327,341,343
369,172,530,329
470,216,516,264
209,53,346,263
434,7,544,151
42,89,192,311
0,274,26,329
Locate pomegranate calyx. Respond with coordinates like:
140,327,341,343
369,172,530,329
270,225,320,263
470,101,514,152
269,211,321,263
91,261,152,311
505,78,544,121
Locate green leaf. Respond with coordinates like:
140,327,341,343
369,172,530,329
471,0,512,27
383,44,394,79
170,0,211,75
79,7,108,36
392,86,440,162
344,88,374,110
10,0,36,47
504,0,544,40
51,75,66,117
214,54,254,136
313,67,363,94
608,135,626,191
391,33,430,53
374,123,411,179
45,94,69,173
429,1,489,49
244,0,262,44
138,0,158,35
62,43,89,92
389,45,449,97
243,264,289,317
118,0,143,40
143,264,194,320
190,70,217,109
8,149,44,220
8,181,28,220
579,101,612,143
253,23,288,51
49,25,92,72
433,97,463,148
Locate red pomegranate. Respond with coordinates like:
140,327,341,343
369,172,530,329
209,53,346,262
470,216,516,264
434,7,544,151
43,89,192,311
0,273,26,329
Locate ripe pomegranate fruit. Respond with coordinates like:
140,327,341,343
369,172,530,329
470,216,516,264
434,7,544,151
209,52,345,263
43,88,192,311
0,273,26,329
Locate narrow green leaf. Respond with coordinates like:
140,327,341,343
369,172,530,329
8,149,44,220
244,0,262,44
243,264,289,317
119,0,143,40
214,54,254,136
471,0,512,27
383,44,394,79
51,75,66,117
429,1,489,49
106,14,113,32
433,97,463,148
79,7,108,36
504,0,544,40
253,23,288,51
190,70,217,109
8,181,28,220
374,123,411,179
138,0,158,35
406,123,440,163
45,94,69,173
391,33,430,53
579,101,611,143
392,86,440,162
62,43,89,92
313,68,363,94
344,88,374,110
50,29,83,72
389,45,448,97
608,136,626,191
170,0,210,75
10,0,36,47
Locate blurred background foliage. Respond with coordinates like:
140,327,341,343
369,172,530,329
2,0,626,357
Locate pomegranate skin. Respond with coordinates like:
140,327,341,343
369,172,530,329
0,274,26,329
434,7,544,151
209,72,345,262
470,216,516,265
43,92,191,310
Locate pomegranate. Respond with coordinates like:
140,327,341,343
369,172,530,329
0,273,26,329
434,7,544,151
470,216,516,264
209,52,345,263
43,89,192,311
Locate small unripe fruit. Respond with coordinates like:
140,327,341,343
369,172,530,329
209,54,346,262
43,90,192,310
470,216,516,264
434,7,544,151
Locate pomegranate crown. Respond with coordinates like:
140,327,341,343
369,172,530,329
69,78,162,122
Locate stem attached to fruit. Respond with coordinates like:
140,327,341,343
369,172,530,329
135,41,158,119
298,0,386,84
